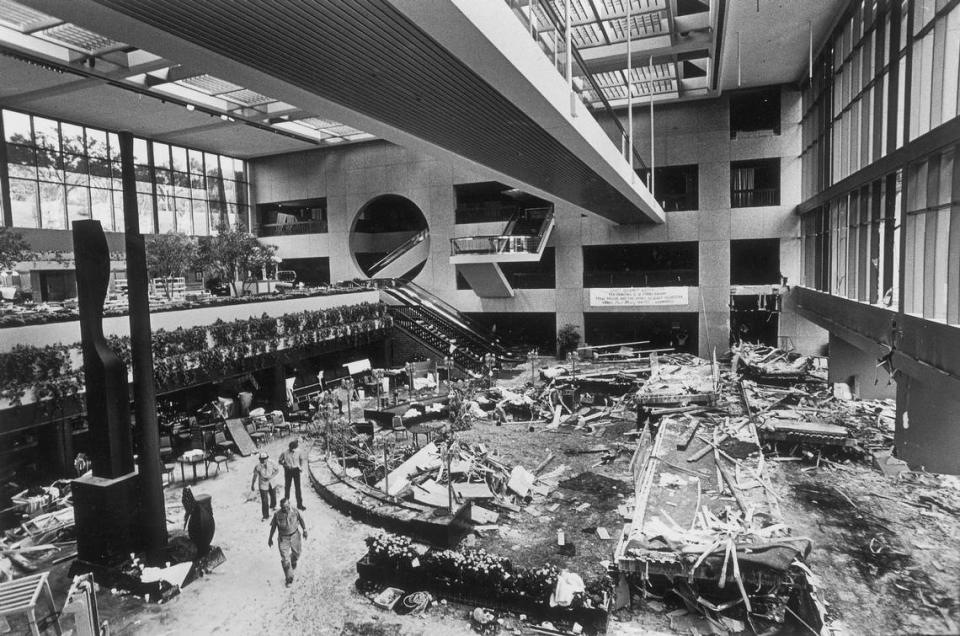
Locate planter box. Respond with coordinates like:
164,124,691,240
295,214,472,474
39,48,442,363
356,556,609,634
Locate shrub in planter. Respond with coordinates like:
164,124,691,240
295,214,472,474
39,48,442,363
556,323,581,359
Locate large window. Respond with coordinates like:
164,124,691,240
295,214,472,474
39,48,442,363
2,108,248,234
453,182,549,224
583,242,698,288
730,239,781,285
279,257,330,286
731,159,780,207
730,87,781,137
637,164,699,211
584,312,698,353
800,1,960,200
903,145,959,323
801,170,901,309
257,198,328,236
464,312,556,352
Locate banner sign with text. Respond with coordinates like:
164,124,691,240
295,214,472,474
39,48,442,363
589,286,690,307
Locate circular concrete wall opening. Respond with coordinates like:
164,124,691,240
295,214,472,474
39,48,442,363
350,194,429,280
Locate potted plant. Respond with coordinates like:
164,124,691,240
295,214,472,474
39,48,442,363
556,323,581,359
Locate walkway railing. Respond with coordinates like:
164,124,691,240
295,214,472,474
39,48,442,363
503,0,648,172
450,208,554,256
257,219,328,236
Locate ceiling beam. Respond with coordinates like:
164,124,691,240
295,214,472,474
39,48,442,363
0,71,104,106
579,33,708,72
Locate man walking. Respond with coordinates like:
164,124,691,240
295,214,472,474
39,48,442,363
267,498,307,586
251,451,279,521
279,439,307,510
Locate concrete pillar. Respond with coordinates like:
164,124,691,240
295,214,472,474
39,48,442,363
828,333,896,400
896,375,960,474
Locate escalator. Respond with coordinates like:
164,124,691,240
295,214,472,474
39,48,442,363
368,230,430,280
376,279,519,374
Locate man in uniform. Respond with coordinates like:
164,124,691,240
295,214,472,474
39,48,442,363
267,498,308,586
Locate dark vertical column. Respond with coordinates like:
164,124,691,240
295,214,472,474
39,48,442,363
147,141,159,234
119,131,167,562
0,113,12,227
886,1,903,154
896,2,911,317
273,362,287,411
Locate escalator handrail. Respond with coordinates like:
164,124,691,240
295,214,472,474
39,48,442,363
369,229,428,275
383,285,511,360
397,282,507,353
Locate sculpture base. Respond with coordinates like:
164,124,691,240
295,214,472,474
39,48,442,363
72,471,143,566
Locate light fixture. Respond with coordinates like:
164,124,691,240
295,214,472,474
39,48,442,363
220,114,229,121
186,104,195,111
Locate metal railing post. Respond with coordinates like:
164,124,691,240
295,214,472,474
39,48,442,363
626,0,634,176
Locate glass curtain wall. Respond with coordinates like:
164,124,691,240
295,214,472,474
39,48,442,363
2,108,248,235
798,0,960,320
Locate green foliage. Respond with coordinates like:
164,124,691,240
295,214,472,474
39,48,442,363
0,302,393,401
0,343,77,406
0,227,32,272
146,232,199,299
556,323,581,359
196,222,278,297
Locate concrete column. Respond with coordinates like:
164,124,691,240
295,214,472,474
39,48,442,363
828,333,896,400
896,375,960,474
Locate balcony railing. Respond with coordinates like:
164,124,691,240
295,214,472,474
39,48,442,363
450,209,554,256
583,269,698,288
257,220,328,237
731,188,780,208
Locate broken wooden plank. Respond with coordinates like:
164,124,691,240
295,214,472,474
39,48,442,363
676,419,701,450
687,419,750,462
533,452,556,475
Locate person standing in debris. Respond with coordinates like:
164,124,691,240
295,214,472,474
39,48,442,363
267,498,308,586
279,439,307,510
251,451,279,521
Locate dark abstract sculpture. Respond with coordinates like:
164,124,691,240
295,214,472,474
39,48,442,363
182,487,215,558
73,220,134,478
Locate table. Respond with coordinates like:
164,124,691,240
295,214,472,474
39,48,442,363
178,454,209,483
0,572,60,636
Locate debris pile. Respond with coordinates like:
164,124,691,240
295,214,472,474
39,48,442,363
731,343,899,466
368,440,563,516
1,480,76,578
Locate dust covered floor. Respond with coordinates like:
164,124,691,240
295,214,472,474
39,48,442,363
29,434,476,636
21,361,960,636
